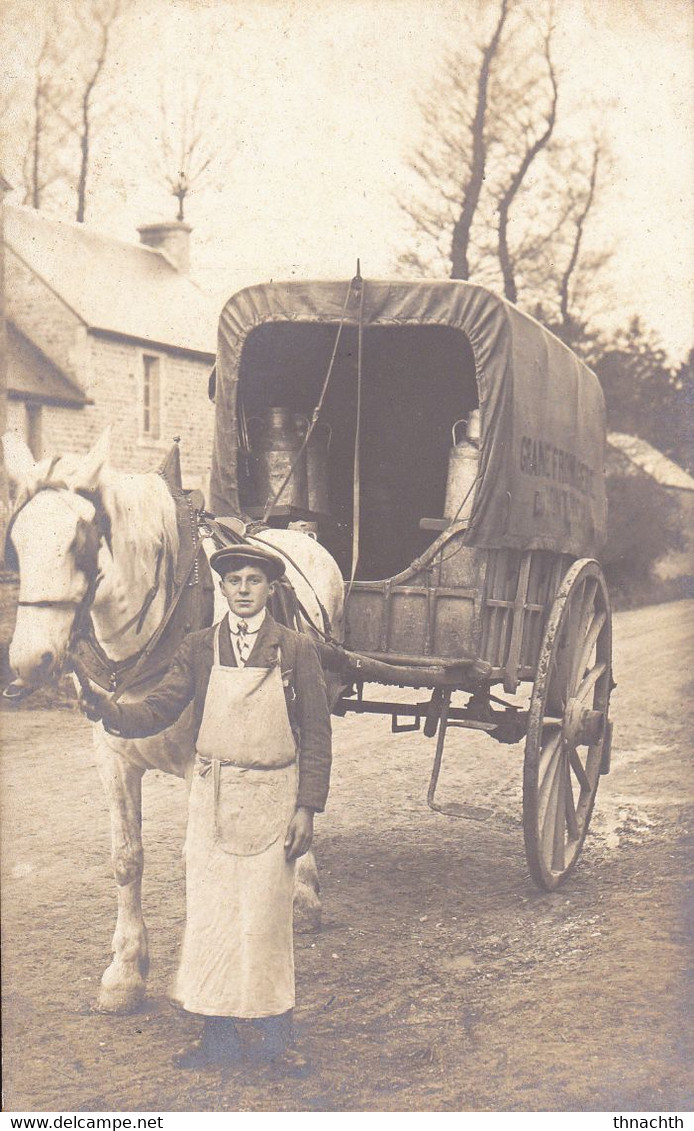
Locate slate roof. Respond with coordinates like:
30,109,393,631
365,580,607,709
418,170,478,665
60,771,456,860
6,321,88,406
4,205,217,357
608,432,694,491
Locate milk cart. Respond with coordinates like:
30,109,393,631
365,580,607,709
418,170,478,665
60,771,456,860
209,275,613,890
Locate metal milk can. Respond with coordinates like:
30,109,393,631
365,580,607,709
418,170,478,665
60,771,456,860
247,407,308,511
443,410,480,522
295,417,332,517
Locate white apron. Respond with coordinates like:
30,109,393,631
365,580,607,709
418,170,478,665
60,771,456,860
172,623,298,1018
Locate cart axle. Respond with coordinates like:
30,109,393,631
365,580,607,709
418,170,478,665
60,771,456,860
335,689,528,744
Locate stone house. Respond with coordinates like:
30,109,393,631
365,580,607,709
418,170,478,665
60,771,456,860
3,204,218,494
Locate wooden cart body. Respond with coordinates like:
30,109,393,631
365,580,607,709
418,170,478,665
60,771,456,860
344,541,575,694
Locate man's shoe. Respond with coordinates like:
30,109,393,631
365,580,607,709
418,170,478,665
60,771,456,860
172,1038,217,1069
263,1046,311,1078
172,1026,243,1070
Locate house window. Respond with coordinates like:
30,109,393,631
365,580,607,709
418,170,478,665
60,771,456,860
141,354,162,439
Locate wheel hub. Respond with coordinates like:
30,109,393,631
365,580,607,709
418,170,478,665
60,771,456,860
563,697,605,748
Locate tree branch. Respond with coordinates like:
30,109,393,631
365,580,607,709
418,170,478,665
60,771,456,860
496,14,558,302
450,0,511,279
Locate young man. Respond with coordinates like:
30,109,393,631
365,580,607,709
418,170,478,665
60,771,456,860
81,544,332,1071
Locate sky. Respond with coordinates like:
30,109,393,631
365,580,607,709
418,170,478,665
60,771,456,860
5,0,694,360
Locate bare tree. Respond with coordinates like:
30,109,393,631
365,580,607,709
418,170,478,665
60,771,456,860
558,141,602,335
68,0,126,223
492,11,558,302
24,31,55,209
450,0,510,279
152,71,224,222
122,8,240,226
398,0,511,280
516,132,614,346
21,12,78,210
397,0,610,327
0,1,67,208
0,0,128,221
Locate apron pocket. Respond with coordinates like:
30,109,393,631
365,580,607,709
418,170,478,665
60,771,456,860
213,764,295,857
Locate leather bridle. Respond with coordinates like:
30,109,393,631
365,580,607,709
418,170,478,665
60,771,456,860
6,468,113,680
6,467,203,701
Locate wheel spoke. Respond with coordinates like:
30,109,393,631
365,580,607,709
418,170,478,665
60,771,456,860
537,728,563,807
550,755,568,871
552,755,571,869
540,744,565,865
538,739,563,838
547,643,569,713
568,578,599,693
575,660,608,703
572,609,607,694
568,745,591,794
564,765,579,840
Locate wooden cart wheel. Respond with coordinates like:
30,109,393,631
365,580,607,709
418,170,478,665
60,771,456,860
523,559,612,890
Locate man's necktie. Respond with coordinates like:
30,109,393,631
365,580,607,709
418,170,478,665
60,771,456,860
236,620,250,665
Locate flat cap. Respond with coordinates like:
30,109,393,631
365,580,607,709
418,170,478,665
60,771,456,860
209,544,286,582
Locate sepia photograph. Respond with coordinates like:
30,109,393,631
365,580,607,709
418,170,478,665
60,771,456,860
0,0,692,1118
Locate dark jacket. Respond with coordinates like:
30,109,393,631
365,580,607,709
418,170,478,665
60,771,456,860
105,613,332,812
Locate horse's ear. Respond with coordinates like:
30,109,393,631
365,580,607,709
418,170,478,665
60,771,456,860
75,427,112,490
2,432,37,488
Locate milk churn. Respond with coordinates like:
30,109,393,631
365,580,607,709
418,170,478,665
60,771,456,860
295,416,332,517
247,407,308,511
443,410,481,522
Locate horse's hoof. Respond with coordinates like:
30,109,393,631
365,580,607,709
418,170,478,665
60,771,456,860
96,982,146,1014
293,886,322,934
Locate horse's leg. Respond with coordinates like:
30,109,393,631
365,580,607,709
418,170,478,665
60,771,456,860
93,732,149,1013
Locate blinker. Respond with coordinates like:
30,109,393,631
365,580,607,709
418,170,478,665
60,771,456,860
72,515,101,577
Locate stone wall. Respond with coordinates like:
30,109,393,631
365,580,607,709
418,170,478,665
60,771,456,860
5,249,88,385
35,336,216,496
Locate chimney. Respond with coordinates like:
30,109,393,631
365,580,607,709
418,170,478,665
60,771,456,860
137,220,191,273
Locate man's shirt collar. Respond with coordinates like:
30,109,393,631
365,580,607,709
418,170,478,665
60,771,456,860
229,607,267,636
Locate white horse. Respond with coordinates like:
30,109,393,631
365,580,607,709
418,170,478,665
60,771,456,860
4,430,344,1013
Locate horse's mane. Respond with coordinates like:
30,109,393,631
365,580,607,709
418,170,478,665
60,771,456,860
99,467,180,584
37,454,180,586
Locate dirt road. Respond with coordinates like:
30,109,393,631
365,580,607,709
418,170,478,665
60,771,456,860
1,600,692,1112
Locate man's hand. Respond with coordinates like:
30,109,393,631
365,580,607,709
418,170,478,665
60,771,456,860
284,806,314,861
78,682,116,724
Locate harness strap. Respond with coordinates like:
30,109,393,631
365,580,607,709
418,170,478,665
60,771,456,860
17,599,79,609
106,542,165,640
72,537,207,700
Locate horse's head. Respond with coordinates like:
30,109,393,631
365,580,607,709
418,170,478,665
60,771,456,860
4,431,112,692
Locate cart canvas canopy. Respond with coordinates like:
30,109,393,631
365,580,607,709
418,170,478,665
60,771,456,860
210,279,607,560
